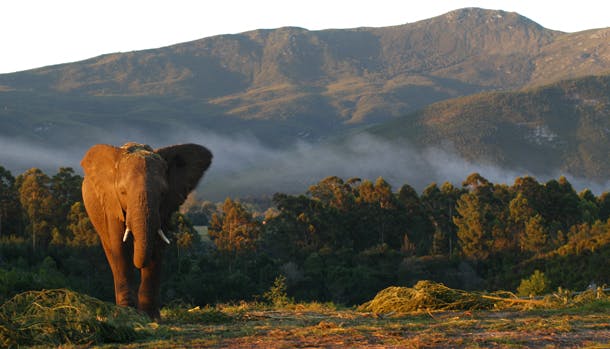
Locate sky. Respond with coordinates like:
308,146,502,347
1,0,609,74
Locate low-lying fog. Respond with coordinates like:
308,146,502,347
1,129,608,201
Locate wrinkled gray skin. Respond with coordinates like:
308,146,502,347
81,142,212,320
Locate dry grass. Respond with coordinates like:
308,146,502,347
95,302,610,348
358,280,495,313
0,289,148,347
357,280,555,315
3,286,610,348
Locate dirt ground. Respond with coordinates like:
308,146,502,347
100,307,610,349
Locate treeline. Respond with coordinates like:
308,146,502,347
1,165,609,306
186,173,610,303
0,166,109,301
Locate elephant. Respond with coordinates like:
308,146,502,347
81,142,212,320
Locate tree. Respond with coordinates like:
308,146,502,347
599,192,610,222
170,212,202,262
357,179,376,204
50,227,64,246
462,172,491,193
420,182,465,256
371,177,402,247
439,182,467,255
511,176,544,212
308,176,355,211
50,167,83,229
454,192,491,259
15,168,56,250
509,193,535,224
262,193,321,260
180,193,216,226
352,177,403,249
578,189,599,224
430,229,447,256
520,214,548,254
542,177,581,232
209,198,261,254
399,183,434,254
0,166,21,237
454,173,504,260
67,202,98,246
373,177,395,210
508,192,536,252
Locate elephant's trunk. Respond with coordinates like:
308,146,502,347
128,195,158,269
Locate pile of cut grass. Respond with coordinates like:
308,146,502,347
359,280,570,314
359,280,498,314
0,289,149,347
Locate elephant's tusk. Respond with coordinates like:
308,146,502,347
158,229,170,244
123,228,131,242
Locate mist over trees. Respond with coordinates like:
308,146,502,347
1,164,609,306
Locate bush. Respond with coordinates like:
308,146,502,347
263,275,292,307
0,255,76,303
517,270,549,297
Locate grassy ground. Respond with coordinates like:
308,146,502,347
6,287,609,348
85,302,610,349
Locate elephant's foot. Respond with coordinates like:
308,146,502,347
115,292,137,309
138,297,160,321
139,304,160,321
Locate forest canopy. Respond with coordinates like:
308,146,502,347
1,165,609,306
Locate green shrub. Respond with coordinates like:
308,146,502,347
263,275,292,307
517,270,549,297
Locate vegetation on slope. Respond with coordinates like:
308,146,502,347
368,74,610,180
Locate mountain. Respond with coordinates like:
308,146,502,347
189,73,610,200
366,74,610,182
1,8,609,140
0,8,609,196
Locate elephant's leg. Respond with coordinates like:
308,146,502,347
106,220,137,308
138,246,163,320
82,180,137,308
112,245,137,308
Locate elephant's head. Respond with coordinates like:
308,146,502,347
81,142,212,269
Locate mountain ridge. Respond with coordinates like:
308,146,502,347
0,8,609,194
1,8,608,126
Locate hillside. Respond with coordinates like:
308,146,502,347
367,74,610,182
0,8,609,194
1,8,609,138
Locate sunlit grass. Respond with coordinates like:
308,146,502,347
4,288,610,348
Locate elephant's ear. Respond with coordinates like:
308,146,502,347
81,144,124,222
155,144,212,215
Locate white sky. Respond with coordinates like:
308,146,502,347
1,0,609,74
